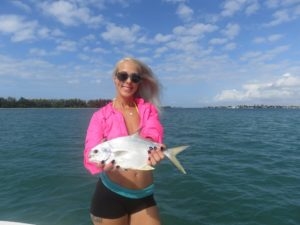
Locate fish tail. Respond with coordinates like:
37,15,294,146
164,146,188,174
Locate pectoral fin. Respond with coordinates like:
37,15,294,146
140,165,155,170
113,150,128,158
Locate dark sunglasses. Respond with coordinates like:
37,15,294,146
116,72,142,84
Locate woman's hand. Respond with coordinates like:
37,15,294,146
96,160,119,171
95,138,120,171
148,144,166,166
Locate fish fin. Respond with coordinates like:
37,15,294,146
113,150,128,158
140,165,155,170
164,146,189,174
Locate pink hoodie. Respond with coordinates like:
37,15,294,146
83,98,164,175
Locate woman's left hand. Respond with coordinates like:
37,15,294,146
148,144,166,166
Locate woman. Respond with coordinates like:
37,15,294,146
83,57,165,225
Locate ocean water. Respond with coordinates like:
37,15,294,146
0,108,299,225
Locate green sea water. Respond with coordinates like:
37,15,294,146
0,108,299,225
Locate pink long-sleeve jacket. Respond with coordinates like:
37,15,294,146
83,98,164,175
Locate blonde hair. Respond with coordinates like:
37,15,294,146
113,57,162,112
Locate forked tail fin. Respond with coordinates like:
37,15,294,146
164,146,189,174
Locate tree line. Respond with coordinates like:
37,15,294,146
0,97,111,108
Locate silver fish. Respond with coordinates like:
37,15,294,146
88,133,188,174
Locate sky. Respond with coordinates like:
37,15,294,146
0,0,300,107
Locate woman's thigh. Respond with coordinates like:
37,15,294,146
91,214,128,225
129,205,161,225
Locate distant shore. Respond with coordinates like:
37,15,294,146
1,97,300,109
0,97,111,108
202,105,300,109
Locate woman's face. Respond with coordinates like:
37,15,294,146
114,60,141,99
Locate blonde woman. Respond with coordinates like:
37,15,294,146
84,57,165,225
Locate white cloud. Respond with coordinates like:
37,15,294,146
268,34,284,41
275,73,300,86
221,23,240,39
80,34,96,43
51,28,65,37
215,73,300,103
253,37,265,43
253,34,283,43
245,1,260,15
176,3,194,22
56,40,77,52
221,0,261,17
221,0,245,17
265,9,291,26
67,79,79,84
173,23,218,36
223,42,236,50
163,0,186,3
92,47,107,53
154,46,169,57
0,14,38,42
240,45,289,62
264,4,300,26
164,23,217,52
265,0,280,8
40,0,103,27
265,0,300,8
37,27,51,39
0,14,64,42
29,48,48,56
37,27,64,39
215,89,243,101
101,23,141,44
154,33,173,43
209,38,228,45
0,54,56,79
0,53,103,84
11,0,32,13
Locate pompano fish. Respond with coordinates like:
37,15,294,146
88,133,188,174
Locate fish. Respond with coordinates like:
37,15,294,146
88,133,188,174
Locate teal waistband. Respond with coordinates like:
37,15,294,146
99,172,154,199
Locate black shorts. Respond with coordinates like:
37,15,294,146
90,179,157,219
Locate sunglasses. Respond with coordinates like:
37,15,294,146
116,72,142,84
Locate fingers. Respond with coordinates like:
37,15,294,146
160,144,166,151
148,145,165,166
96,160,119,171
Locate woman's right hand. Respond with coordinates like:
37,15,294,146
96,160,119,171
96,138,119,171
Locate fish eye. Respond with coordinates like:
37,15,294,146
93,149,99,154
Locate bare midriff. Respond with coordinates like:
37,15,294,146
106,170,154,189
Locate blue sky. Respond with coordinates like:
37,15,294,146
0,0,300,107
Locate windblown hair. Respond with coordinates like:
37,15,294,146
112,57,162,112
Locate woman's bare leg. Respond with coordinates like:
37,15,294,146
90,214,129,225
129,206,161,225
